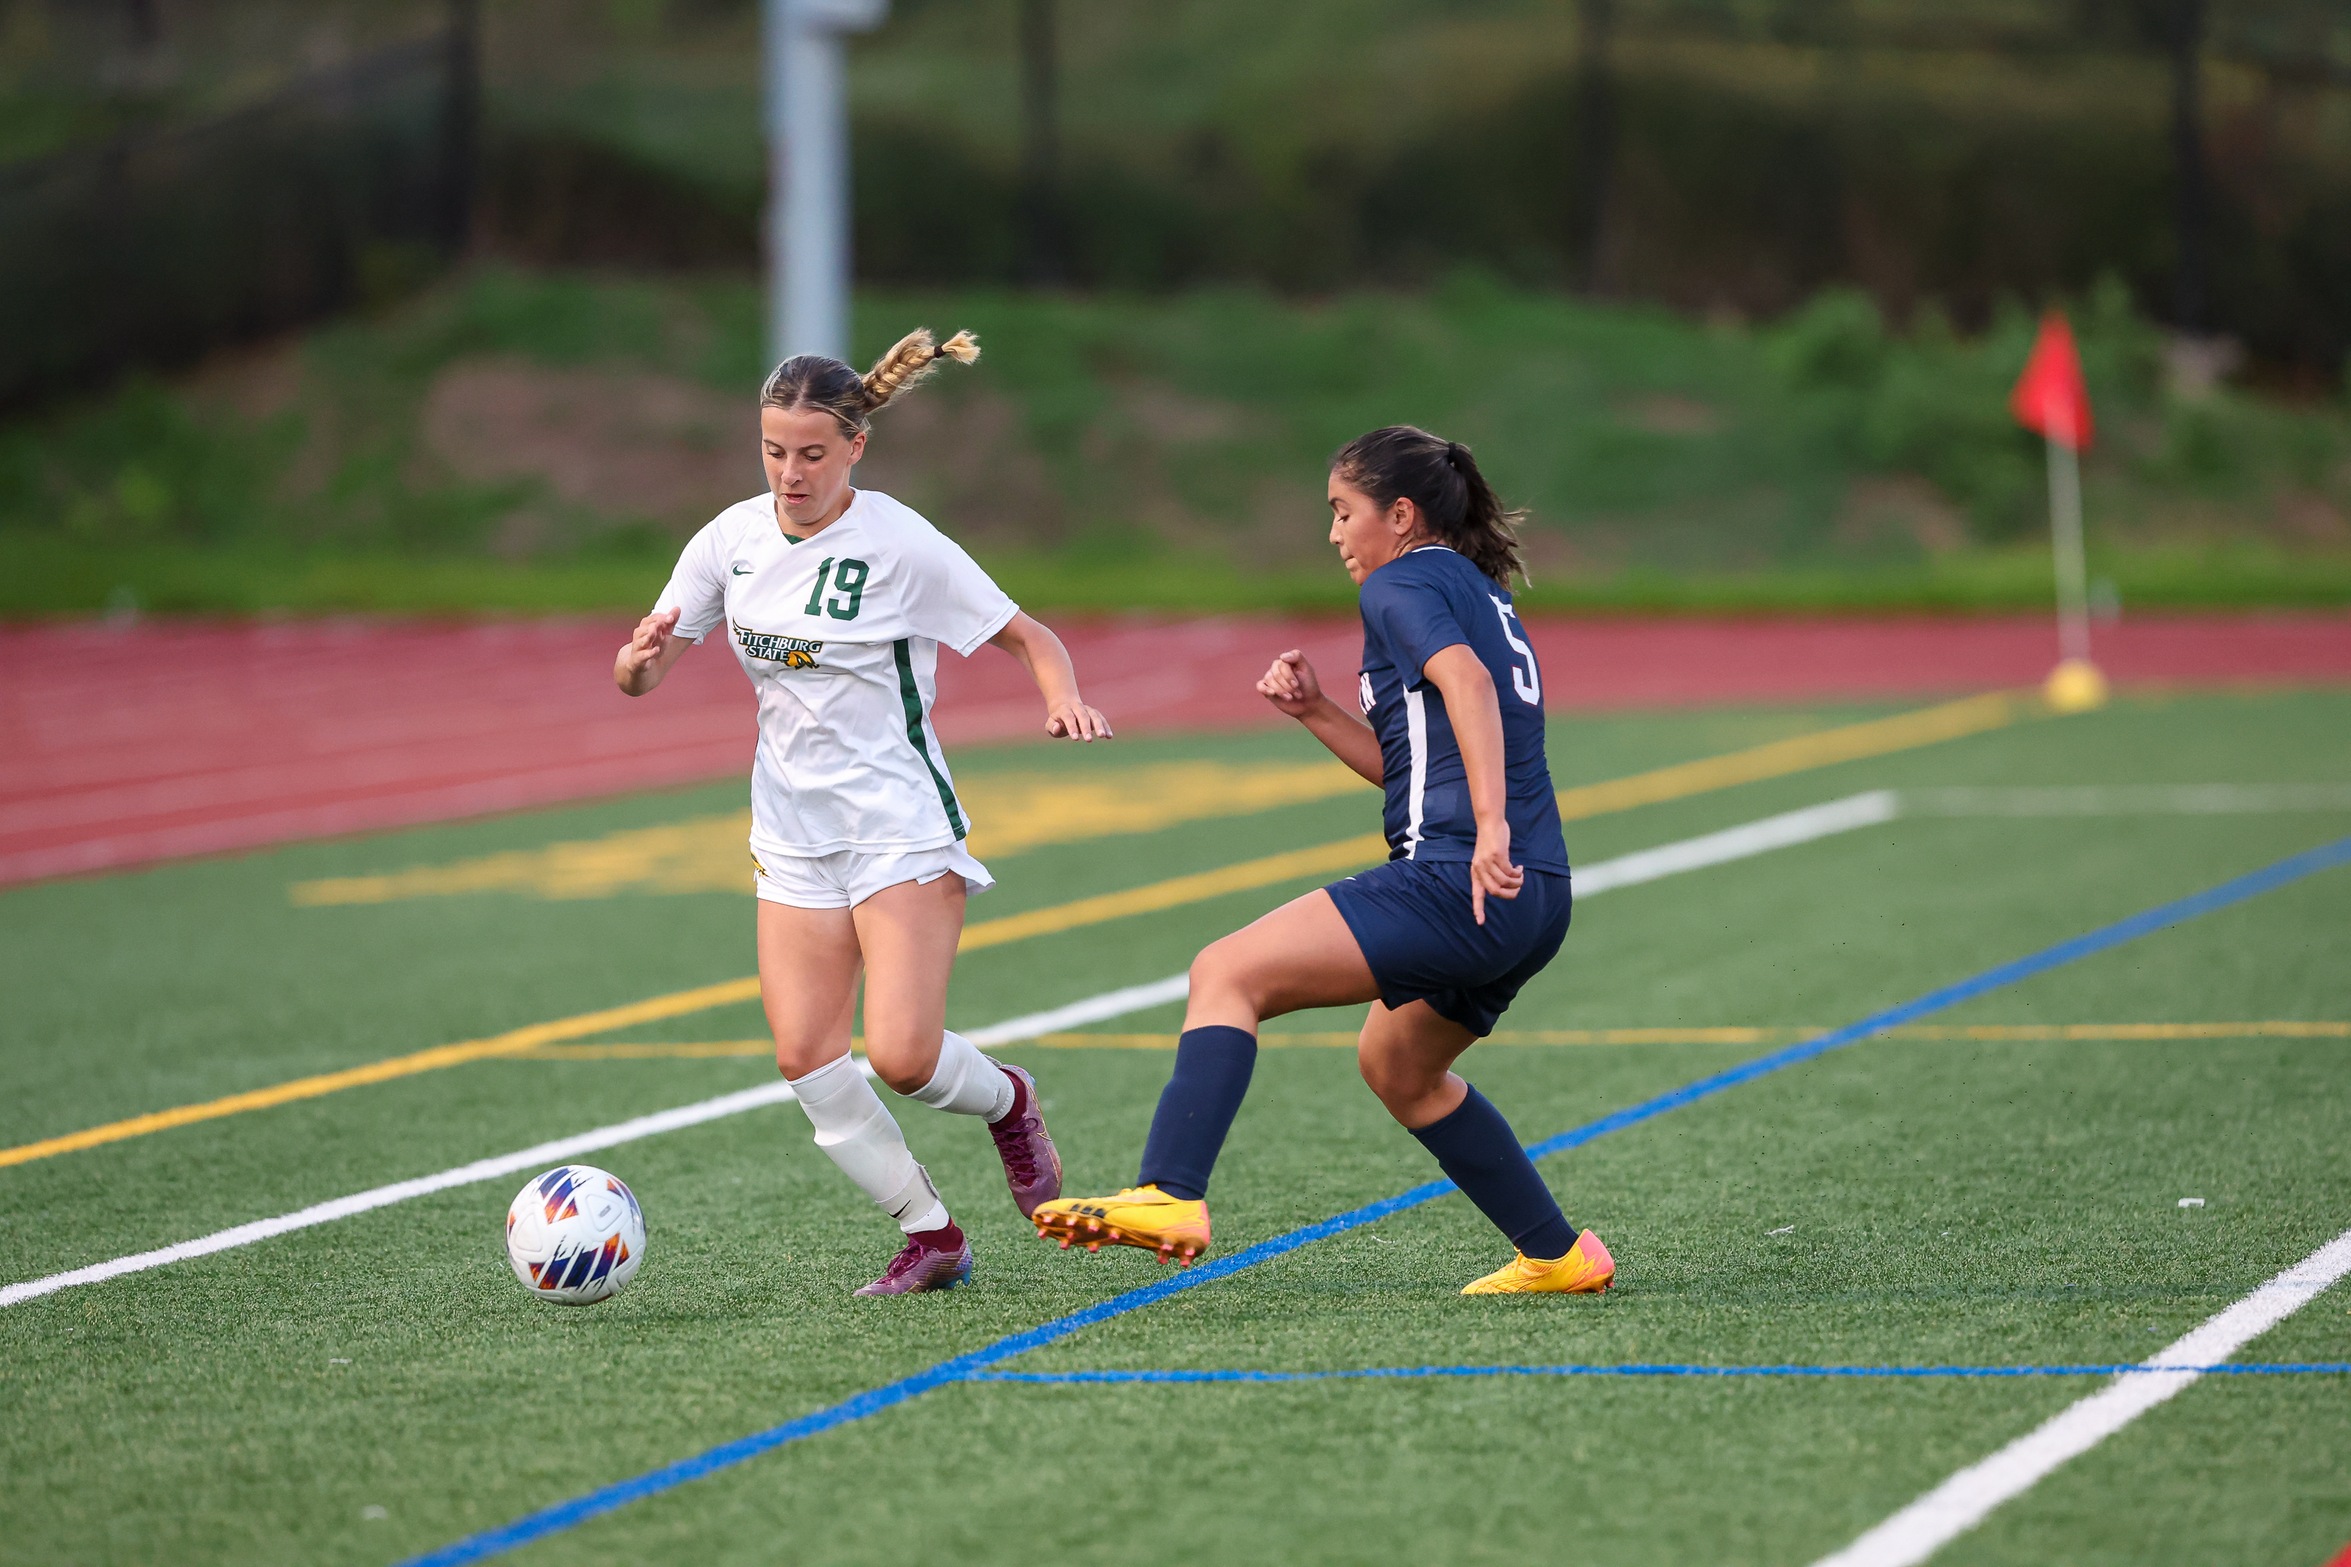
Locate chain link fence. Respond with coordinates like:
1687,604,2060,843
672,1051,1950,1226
0,11,475,411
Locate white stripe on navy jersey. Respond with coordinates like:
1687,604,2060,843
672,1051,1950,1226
1401,685,1429,859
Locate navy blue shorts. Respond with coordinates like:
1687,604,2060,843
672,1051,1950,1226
1325,858,1573,1037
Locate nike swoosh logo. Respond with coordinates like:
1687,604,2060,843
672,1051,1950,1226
731,565,753,576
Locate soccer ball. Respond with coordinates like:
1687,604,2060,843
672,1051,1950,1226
504,1165,645,1305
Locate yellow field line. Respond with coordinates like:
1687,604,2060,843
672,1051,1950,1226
525,1018,2351,1059
0,977,762,1170
1551,691,2019,820
1011,1020,2351,1050
0,691,2029,1169
955,690,2024,950
533,1040,777,1060
957,835,1388,950
1910,1020,2351,1041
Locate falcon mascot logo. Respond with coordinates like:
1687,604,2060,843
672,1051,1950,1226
733,623,824,669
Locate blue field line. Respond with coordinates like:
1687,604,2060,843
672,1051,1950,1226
966,1361,2351,1385
1520,831,2351,1162
400,833,2351,1567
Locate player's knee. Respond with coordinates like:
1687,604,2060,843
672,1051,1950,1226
773,1039,838,1083
865,1054,931,1097
1188,939,1253,1004
1355,1044,1419,1113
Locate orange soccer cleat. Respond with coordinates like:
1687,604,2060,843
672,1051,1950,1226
1030,1185,1211,1266
1459,1228,1615,1295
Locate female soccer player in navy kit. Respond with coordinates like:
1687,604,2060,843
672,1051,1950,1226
1032,426,1611,1294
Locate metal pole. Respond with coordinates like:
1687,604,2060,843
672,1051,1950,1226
2168,0,2209,333
2046,434,2091,666
1017,0,1062,285
762,0,794,368
765,0,887,368
1568,0,1616,293
443,0,480,255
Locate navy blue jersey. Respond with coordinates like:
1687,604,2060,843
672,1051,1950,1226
1355,545,1570,872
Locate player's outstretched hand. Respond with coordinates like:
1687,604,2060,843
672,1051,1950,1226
1468,823,1524,926
615,608,681,695
1045,699,1113,742
1257,649,1325,718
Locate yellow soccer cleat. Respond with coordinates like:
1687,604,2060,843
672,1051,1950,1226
1031,1185,1211,1266
1460,1229,1615,1295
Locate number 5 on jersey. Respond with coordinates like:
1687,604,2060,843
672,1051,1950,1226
804,557,870,621
1490,597,1540,705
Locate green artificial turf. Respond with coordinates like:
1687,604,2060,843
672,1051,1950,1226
2,692,2349,1566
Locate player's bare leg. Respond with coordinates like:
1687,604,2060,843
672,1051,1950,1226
1034,888,1376,1264
845,873,962,1094
757,899,863,1081
856,874,1061,1218
757,898,966,1294
1182,887,1382,1030
1354,995,1608,1294
1354,998,1476,1128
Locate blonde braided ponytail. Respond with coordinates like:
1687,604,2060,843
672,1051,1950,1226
859,328,981,412
760,327,980,438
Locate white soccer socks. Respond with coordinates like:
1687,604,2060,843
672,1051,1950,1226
786,1034,1011,1236
907,1029,1016,1122
786,1054,949,1235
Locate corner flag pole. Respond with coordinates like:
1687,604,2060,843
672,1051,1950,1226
2044,425,2091,669
2010,311,2106,713
765,0,890,366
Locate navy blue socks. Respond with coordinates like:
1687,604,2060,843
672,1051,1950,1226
1136,1025,1258,1201
1136,1032,1575,1262
1410,1084,1578,1261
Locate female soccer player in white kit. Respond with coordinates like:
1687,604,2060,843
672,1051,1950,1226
615,328,1111,1295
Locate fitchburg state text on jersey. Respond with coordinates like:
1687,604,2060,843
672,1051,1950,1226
654,487,1016,861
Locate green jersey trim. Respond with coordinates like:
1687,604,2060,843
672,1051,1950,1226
892,638,966,840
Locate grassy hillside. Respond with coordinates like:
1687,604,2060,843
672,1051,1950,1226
2,266,2347,617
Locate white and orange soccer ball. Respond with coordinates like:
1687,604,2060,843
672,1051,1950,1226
504,1165,645,1305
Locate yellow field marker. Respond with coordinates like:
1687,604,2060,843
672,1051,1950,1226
1551,691,2019,821
522,1018,2351,1060
1002,1020,2351,1050
0,977,761,1169
1912,1020,2351,1041
2,691,2032,1169
957,691,2023,949
957,836,1386,950
290,694,2019,909
291,760,1367,907
532,1040,776,1060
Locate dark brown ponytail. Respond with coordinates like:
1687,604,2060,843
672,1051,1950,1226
1330,425,1528,587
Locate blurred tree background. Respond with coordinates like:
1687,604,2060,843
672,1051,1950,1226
2,0,2347,614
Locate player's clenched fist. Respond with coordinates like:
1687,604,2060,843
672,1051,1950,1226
1256,649,1324,718
614,607,683,696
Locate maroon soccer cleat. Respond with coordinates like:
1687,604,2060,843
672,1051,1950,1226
854,1225,973,1296
987,1063,1062,1218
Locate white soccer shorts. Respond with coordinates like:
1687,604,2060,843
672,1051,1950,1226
752,842,994,910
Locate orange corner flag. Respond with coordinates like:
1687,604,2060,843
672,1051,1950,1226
2010,311,2094,451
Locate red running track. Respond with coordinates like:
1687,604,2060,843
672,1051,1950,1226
3,612,2347,887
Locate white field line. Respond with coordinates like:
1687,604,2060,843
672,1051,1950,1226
1811,1224,2351,1567
0,1080,828,1308
0,795,1893,1310
979,793,1901,1039
964,975,1193,1047
1902,784,2351,817
1572,791,1897,895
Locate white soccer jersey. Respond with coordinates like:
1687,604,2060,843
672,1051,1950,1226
654,488,1016,859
